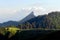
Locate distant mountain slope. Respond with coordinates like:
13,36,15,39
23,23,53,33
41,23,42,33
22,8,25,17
0,21,19,27
19,11,36,24
0,11,36,27
24,11,60,29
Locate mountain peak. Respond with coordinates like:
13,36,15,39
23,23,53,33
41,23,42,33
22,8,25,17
27,11,35,17
19,11,36,24
30,11,34,15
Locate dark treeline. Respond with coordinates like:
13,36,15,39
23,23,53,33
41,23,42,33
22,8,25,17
0,30,60,40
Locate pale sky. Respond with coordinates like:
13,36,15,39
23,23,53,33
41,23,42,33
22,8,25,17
0,0,60,23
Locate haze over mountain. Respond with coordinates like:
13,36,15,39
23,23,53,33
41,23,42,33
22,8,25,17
0,6,47,23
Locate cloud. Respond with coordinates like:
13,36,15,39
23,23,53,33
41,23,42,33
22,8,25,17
22,6,46,16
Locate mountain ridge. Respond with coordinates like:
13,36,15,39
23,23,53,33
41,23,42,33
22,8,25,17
0,11,60,29
0,11,36,27
23,11,60,29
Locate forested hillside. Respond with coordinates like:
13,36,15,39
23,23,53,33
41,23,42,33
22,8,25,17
19,11,60,29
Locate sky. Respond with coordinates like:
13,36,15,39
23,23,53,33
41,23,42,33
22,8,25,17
0,0,60,23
